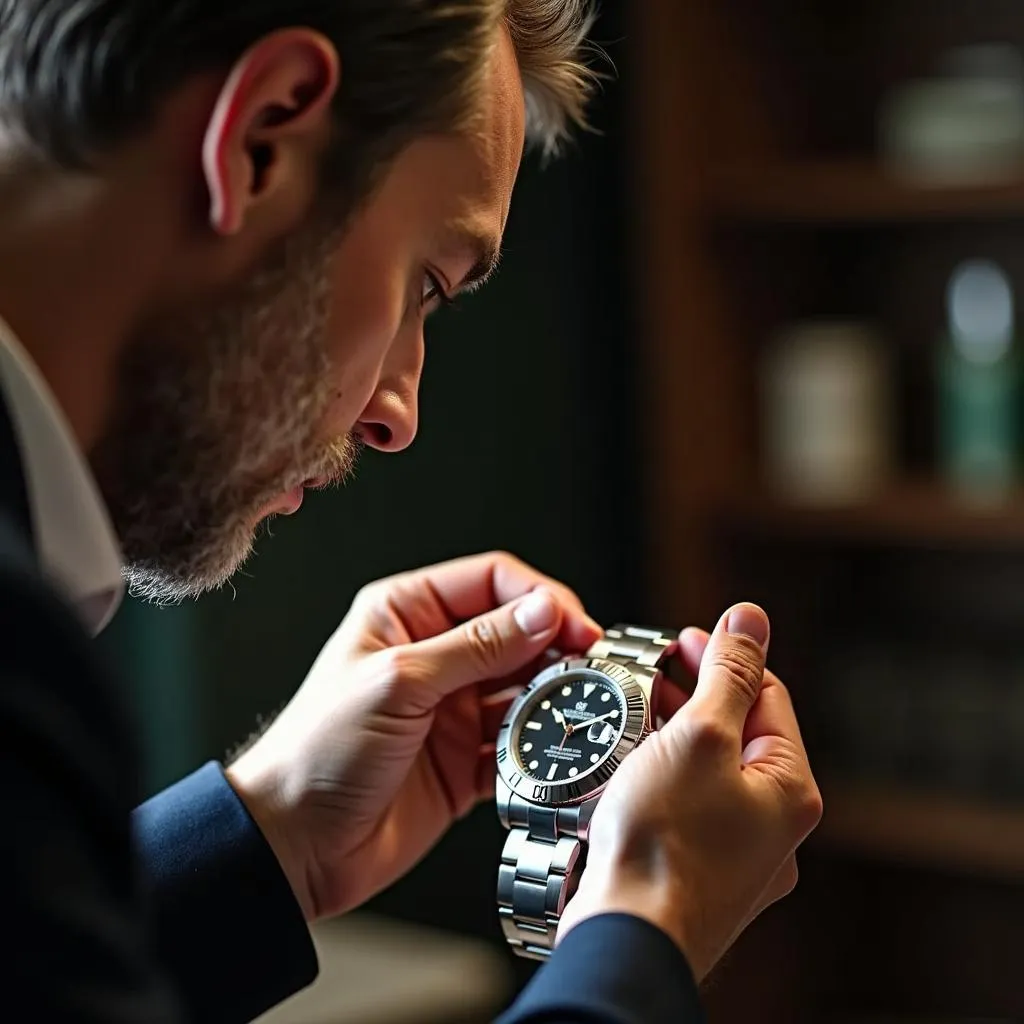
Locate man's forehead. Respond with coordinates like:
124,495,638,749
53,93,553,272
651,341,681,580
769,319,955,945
434,24,521,291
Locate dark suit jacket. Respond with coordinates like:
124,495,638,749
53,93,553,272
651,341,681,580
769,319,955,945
0,393,704,1023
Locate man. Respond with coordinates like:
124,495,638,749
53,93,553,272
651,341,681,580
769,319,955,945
0,2,822,1022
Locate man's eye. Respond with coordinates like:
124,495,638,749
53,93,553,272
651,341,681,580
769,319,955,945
422,270,452,310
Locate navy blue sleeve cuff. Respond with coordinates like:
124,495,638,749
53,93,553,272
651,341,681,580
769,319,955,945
498,914,705,1024
132,762,319,1024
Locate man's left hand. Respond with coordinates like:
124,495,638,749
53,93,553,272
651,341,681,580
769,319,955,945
225,552,602,922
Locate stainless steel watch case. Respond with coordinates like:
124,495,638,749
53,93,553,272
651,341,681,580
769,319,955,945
495,656,657,816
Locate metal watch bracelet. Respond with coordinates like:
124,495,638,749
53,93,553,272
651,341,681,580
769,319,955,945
497,624,680,961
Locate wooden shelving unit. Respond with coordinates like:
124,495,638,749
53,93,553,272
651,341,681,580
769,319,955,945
815,784,1024,881
711,160,1024,224
629,2,1024,1020
721,482,1024,549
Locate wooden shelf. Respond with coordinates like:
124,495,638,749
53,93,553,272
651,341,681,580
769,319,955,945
721,481,1024,549
709,159,1024,224
815,782,1024,880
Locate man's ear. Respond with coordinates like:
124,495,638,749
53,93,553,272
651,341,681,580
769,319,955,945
202,29,340,237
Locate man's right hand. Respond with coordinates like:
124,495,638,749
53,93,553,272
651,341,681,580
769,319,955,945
557,603,822,983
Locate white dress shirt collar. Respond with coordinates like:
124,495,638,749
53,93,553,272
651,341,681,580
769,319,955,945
0,319,124,634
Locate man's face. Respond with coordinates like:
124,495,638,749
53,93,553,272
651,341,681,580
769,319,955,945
93,27,526,603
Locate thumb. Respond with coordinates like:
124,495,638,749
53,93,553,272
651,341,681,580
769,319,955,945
681,603,771,743
408,587,563,697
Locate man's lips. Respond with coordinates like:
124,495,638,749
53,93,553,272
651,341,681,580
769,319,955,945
259,474,335,519
270,486,305,516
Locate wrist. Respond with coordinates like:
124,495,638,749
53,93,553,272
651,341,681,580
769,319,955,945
225,754,316,923
562,861,710,982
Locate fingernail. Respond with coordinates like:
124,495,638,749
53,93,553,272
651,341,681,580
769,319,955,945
515,589,559,638
727,604,770,649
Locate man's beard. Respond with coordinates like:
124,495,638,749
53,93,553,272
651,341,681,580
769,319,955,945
91,213,361,605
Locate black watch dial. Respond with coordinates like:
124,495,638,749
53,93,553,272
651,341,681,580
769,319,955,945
514,670,627,784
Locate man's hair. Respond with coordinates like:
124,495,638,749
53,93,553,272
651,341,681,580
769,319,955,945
0,0,599,194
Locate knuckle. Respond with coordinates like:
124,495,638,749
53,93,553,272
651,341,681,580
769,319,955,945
798,782,825,833
462,616,505,670
352,580,384,613
782,776,823,836
710,643,764,701
489,550,523,574
686,713,733,754
373,647,412,695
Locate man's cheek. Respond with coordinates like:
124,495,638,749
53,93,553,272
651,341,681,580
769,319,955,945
325,297,409,419
326,265,407,364
317,337,394,441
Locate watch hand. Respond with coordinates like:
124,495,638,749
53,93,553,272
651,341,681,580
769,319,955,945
552,706,566,727
581,711,618,728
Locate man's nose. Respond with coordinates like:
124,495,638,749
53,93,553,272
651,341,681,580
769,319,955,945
357,322,426,453
357,384,420,453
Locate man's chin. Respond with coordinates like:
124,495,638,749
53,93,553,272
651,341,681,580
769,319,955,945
119,445,359,607
122,529,259,606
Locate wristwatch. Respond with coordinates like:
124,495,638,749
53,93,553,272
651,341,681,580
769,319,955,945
494,623,680,961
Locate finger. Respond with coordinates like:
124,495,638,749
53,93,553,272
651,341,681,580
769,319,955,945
655,679,689,724
478,647,563,700
417,552,596,626
480,678,526,702
679,627,711,676
378,553,602,650
741,671,808,757
670,603,770,746
476,745,498,799
681,626,799,753
481,692,519,740
407,586,568,700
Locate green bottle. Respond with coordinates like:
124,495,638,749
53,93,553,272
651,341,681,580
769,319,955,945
939,258,1021,503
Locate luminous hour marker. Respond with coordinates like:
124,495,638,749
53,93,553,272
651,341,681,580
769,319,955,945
569,767,579,777
611,710,620,719
529,760,540,771
546,764,558,781
526,721,542,731
561,685,572,697
583,683,597,699
590,754,600,764
522,743,533,753
541,700,551,710
601,691,612,703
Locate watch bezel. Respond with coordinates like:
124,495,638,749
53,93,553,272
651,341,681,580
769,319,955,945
495,658,649,808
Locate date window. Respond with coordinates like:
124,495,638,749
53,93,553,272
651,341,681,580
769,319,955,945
587,722,616,746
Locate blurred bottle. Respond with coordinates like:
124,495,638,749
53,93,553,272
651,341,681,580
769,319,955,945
879,44,1024,186
761,321,895,504
937,259,1021,504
